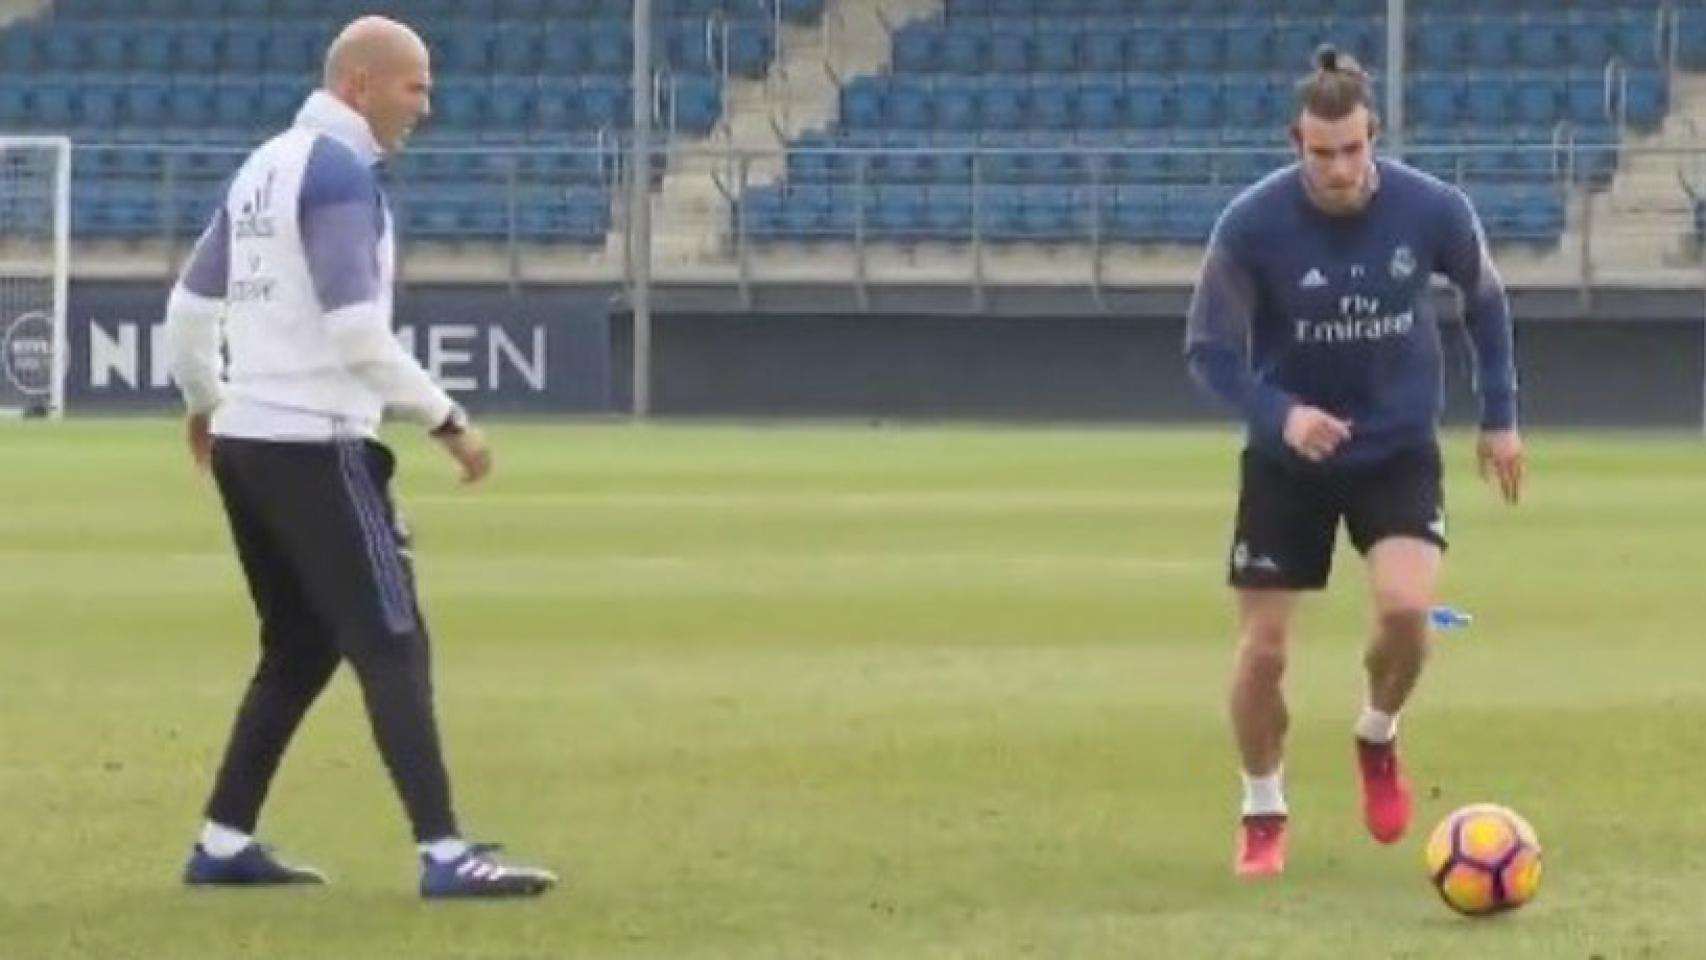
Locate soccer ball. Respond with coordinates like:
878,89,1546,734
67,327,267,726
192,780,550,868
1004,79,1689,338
1424,803,1543,916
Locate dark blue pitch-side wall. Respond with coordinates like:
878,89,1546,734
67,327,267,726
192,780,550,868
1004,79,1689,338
29,281,1706,428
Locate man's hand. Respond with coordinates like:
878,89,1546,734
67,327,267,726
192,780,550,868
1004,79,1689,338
435,423,492,484
1282,405,1353,462
1476,428,1524,505
186,412,213,471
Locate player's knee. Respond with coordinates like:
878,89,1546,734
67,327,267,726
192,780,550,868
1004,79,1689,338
1375,603,1429,643
1237,626,1290,679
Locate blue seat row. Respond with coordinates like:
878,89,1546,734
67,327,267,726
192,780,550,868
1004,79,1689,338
0,19,774,78
942,0,1652,17
895,11,1663,75
739,183,1564,245
50,0,818,23
0,74,722,136
785,126,1611,188
836,72,1663,135
72,141,619,187
70,179,612,243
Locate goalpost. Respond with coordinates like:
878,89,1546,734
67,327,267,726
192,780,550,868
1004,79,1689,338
0,135,70,418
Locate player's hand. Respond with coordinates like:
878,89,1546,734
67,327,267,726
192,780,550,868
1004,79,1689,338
1282,405,1353,462
185,412,213,471
435,423,492,485
1476,428,1524,505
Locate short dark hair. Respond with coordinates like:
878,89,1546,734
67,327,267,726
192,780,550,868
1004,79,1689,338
1294,45,1375,125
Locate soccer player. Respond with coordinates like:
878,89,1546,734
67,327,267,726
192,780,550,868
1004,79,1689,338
162,16,557,898
1183,47,1525,877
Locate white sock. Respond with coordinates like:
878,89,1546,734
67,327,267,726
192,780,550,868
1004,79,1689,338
199,821,252,858
419,837,470,864
1355,706,1400,744
1240,769,1287,817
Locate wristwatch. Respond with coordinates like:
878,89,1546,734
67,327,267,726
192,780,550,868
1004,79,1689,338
430,404,469,438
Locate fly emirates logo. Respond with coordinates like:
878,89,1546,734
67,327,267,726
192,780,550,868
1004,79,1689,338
1294,294,1414,345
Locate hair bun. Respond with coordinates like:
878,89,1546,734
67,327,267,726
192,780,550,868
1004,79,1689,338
1314,44,1339,72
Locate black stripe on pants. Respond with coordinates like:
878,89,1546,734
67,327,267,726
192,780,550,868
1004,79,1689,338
202,436,458,843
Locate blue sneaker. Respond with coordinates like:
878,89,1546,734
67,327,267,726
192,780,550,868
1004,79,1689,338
184,842,327,886
419,843,557,899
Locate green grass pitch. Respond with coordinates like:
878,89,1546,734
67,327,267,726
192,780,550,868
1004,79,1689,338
2,420,1704,958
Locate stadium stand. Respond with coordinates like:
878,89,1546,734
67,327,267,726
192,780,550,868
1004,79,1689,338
744,0,1681,250
0,0,824,244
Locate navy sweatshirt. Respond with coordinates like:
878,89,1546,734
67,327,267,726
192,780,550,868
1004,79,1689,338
1184,158,1517,467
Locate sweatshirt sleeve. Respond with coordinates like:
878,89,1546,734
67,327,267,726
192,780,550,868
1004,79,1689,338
1437,185,1518,430
1183,218,1294,446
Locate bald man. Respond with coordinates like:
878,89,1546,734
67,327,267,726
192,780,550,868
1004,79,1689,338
163,17,556,898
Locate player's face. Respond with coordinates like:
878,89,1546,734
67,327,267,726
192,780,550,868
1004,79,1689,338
1293,105,1374,216
358,44,432,154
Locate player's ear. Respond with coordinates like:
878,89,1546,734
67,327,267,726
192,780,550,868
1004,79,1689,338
1366,109,1381,142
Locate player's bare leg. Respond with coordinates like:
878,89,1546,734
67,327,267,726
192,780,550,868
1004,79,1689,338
1355,537,1442,843
1231,589,1298,876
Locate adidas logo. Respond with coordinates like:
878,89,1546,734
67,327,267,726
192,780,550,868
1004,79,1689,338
1299,268,1328,289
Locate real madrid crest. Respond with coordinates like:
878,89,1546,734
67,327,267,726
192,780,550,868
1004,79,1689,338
1389,245,1416,281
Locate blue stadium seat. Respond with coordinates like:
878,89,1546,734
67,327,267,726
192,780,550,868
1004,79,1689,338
587,22,631,74
493,23,539,75
168,79,215,131
1123,25,1168,72
223,25,267,74
1610,11,1660,68
265,25,319,76
1222,75,1269,129
992,24,1041,76
1075,77,1121,130
1270,21,1319,72
887,77,931,130
540,27,585,74
671,74,722,135
1622,69,1666,131
1178,23,1224,72
1081,28,1124,73
1464,75,1512,126
1512,74,1561,127
1033,27,1077,73
1410,74,1464,128
1679,9,1706,71
1027,77,1074,130
1412,17,1463,70
925,184,972,240
0,83,28,126
981,77,1026,130
934,78,979,131
439,25,493,75
32,78,76,130
1469,17,1516,68
724,21,771,78
840,77,885,130
488,77,536,132
1565,71,1607,127
943,26,986,74
1514,17,1565,70
580,78,631,129
1175,80,1222,128
1223,20,1267,70
893,23,939,73
1124,76,1170,129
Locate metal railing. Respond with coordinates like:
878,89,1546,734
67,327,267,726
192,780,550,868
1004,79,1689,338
57,139,1706,295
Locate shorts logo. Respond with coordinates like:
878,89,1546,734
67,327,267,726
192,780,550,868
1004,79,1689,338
1232,541,1281,574
1427,508,1447,540
1390,245,1416,280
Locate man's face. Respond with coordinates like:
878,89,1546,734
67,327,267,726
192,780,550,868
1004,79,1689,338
1293,105,1374,216
352,44,432,154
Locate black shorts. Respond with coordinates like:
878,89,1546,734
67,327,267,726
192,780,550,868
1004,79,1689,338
1226,444,1447,590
